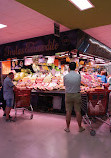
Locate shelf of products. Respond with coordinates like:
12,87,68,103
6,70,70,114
12,53,106,93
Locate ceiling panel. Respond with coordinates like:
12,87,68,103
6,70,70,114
0,0,111,49
84,25,111,48
16,0,111,48
0,0,69,45
16,0,111,29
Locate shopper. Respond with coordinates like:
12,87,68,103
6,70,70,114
0,84,6,116
64,62,85,132
3,72,15,122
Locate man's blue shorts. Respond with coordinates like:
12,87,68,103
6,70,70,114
6,98,14,107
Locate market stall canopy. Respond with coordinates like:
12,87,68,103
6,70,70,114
77,30,111,60
0,29,111,60
0,29,78,60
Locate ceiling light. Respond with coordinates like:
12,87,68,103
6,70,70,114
0,24,7,29
68,0,94,11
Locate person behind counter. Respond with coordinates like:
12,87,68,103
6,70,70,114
63,62,85,133
97,71,107,83
78,66,85,75
3,72,16,122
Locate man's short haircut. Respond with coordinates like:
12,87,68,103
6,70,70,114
69,62,76,70
8,72,14,76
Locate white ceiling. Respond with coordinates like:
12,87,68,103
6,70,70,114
0,0,69,45
84,24,111,48
0,0,111,49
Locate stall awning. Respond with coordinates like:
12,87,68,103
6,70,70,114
0,29,111,60
0,29,78,60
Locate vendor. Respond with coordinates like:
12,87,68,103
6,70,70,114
97,71,107,83
78,66,85,74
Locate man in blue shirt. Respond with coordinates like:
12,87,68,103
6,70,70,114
3,72,15,122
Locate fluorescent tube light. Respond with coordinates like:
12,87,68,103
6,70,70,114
68,0,94,11
0,24,7,29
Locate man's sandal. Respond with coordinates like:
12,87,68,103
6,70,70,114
64,128,70,132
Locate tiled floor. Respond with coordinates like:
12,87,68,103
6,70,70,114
0,109,111,158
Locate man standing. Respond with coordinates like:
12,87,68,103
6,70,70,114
0,84,6,116
3,72,15,122
64,62,85,132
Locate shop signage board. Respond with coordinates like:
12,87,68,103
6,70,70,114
0,29,78,60
0,29,111,60
77,30,111,60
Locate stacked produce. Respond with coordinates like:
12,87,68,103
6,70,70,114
14,69,65,91
14,66,102,92
34,74,65,91
81,72,101,88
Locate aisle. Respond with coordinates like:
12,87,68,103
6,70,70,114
0,109,111,158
